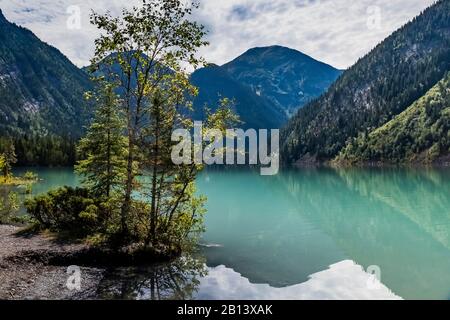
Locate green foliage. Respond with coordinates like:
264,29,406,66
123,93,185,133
0,134,77,167
0,9,93,167
281,0,450,163
75,83,128,198
0,154,5,177
23,171,38,181
0,139,17,178
26,0,240,255
88,0,213,249
0,169,38,187
337,72,450,164
24,183,33,195
25,187,112,235
0,191,20,224
89,0,210,243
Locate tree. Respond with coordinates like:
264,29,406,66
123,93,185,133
140,82,238,247
90,0,207,236
0,155,5,179
76,83,127,198
1,140,17,178
89,0,238,248
0,191,19,224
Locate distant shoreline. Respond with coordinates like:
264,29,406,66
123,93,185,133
288,155,450,169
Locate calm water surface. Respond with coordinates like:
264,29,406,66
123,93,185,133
11,167,450,300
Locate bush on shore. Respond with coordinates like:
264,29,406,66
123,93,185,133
0,191,20,224
24,186,194,256
25,187,112,236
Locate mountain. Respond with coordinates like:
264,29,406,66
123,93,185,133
336,72,450,165
190,46,342,128
0,6,341,137
281,0,450,164
0,9,92,137
222,46,342,117
190,64,287,129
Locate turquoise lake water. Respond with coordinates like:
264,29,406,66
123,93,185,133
10,167,450,300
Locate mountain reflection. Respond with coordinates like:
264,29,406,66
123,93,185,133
92,257,400,300
278,167,450,299
197,167,450,299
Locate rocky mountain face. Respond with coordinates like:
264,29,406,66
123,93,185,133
0,6,345,161
0,9,92,137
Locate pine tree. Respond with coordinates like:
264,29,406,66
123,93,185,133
0,155,6,179
76,83,127,198
1,140,17,178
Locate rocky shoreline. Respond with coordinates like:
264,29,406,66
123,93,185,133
0,223,187,300
0,225,105,299
0,224,185,300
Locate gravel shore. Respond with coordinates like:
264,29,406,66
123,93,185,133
0,225,103,299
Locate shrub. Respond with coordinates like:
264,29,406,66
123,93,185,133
25,183,33,194
0,191,20,224
25,187,111,235
427,143,441,162
23,171,38,181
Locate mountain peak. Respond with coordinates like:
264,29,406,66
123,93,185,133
245,45,302,54
222,45,342,115
233,45,324,65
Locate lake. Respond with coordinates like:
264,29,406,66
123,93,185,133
10,167,450,300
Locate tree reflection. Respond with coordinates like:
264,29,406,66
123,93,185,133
96,255,207,300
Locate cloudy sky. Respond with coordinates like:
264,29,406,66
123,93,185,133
0,0,436,69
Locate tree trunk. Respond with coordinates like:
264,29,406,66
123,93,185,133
121,131,134,236
106,121,111,198
149,106,160,246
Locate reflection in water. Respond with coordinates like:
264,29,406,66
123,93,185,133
93,257,400,300
335,168,450,249
199,167,450,300
280,168,450,300
197,260,400,300
97,256,207,300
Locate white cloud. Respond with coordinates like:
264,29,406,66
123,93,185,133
0,0,436,68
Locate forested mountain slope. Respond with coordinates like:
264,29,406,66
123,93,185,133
281,0,450,164
0,9,92,137
191,64,287,129
336,72,450,165
223,46,342,117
